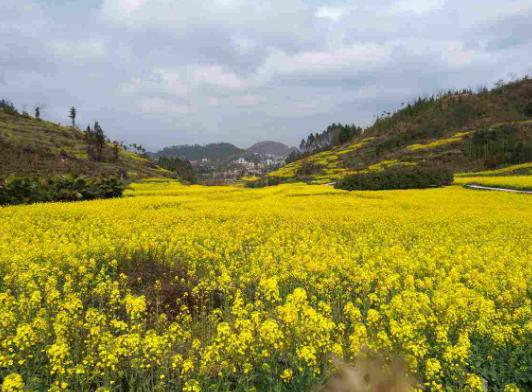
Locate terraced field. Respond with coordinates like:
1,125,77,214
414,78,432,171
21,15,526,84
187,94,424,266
0,111,170,179
268,120,532,184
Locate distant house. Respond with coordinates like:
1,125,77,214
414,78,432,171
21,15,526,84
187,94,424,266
234,157,247,164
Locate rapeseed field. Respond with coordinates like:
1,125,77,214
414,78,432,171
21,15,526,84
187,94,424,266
0,181,530,391
453,176,532,191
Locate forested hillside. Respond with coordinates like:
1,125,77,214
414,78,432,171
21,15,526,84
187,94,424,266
153,142,244,162
269,78,532,183
247,141,295,156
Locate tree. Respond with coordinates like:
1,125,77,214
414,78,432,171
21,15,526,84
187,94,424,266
0,99,18,115
129,143,147,156
35,107,40,119
85,125,96,160
85,122,106,161
69,107,77,128
285,150,300,163
157,156,196,183
113,141,120,162
297,123,363,155
93,121,106,161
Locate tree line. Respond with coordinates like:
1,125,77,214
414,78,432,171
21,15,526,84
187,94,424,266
286,123,363,163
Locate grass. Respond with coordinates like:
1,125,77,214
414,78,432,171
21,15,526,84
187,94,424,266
0,110,171,179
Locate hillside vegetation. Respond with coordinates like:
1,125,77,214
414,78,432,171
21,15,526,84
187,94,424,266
269,78,532,184
0,110,170,179
247,140,295,156
153,142,244,162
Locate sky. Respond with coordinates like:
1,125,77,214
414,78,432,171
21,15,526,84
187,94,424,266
1,0,532,151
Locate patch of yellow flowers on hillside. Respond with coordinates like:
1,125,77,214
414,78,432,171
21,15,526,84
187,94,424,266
0,181,530,390
407,131,471,151
453,175,532,191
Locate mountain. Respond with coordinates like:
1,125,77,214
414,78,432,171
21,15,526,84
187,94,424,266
154,142,244,162
247,141,295,156
0,108,170,179
268,77,532,184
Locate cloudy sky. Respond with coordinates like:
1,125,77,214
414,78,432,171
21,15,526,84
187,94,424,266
2,0,531,150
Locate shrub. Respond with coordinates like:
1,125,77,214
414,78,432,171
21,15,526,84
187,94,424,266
0,99,19,115
295,162,324,182
244,176,282,188
0,175,127,206
335,166,453,191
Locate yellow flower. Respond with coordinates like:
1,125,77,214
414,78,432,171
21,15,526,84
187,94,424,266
425,358,442,381
124,294,147,318
258,277,280,303
183,379,201,392
297,345,317,366
280,368,293,382
1,373,24,392
464,373,485,392
0,179,530,390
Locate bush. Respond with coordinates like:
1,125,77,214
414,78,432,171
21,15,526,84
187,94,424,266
0,99,19,115
0,175,127,206
335,166,453,191
295,162,324,182
244,176,282,188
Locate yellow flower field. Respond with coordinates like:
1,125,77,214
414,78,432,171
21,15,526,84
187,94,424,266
454,175,532,191
0,181,531,391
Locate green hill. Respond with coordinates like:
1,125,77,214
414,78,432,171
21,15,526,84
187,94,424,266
0,109,170,179
269,78,532,184
153,142,244,162
247,141,294,156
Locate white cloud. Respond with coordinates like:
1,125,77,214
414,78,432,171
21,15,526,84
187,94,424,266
190,65,247,90
47,39,107,62
2,0,532,148
155,69,190,96
234,94,262,106
119,69,188,97
138,97,193,115
256,44,391,82
315,6,347,22
231,35,257,53
100,0,150,21
392,0,445,14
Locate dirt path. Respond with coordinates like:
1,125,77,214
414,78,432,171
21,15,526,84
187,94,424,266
465,184,532,194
